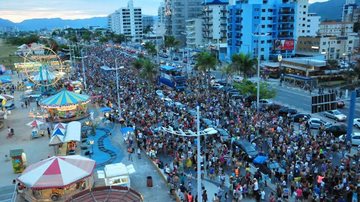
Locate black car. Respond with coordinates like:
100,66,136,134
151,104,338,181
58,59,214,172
234,140,259,161
291,113,311,123
173,57,179,61
325,124,347,137
337,100,345,108
266,103,282,111
278,107,298,117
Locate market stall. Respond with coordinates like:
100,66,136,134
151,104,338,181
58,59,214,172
17,155,95,202
39,90,91,122
9,149,27,173
102,163,131,187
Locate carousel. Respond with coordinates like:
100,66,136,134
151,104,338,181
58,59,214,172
39,90,91,122
17,155,95,202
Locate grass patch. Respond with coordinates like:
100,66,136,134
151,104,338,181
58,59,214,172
0,38,22,69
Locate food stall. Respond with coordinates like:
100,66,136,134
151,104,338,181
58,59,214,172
10,149,27,173
39,90,91,122
17,155,95,202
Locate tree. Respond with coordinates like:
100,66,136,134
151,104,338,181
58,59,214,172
140,59,158,84
112,34,126,44
231,53,256,78
194,51,217,87
143,26,153,35
234,80,276,99
164,35,180,58
220,64,235,85
143,42,157,56
327,60,338,69
132,58,144,71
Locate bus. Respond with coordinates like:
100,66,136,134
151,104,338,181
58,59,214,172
159,65,186,91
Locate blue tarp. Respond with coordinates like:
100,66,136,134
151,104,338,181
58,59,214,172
120,127,134,135
253,155,268,164
100,107,112,112
0,76,11,83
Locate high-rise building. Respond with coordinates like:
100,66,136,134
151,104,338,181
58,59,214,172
142,16,155,29
185,18,203,49
108,0,143,42
342,0,358,22
158,2,166,25
203,0,229,60
319,21,354,37
227,0,297,61
295,0,308,37
306,13,321,36
165,0,203,45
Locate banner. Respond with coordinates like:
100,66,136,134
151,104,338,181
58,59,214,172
274,39,294,51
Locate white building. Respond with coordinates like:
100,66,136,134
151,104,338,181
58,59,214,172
319,21,354,37
158,2,166,25
342,0,358,22
185,19,203,49
306,13,321,36
295,0,309,37
108,0,143,42
202,1,228,45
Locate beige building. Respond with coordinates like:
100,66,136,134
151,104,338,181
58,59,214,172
185,18,203,49
296,35,357,60
318,21,354,37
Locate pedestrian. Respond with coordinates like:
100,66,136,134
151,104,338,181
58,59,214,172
137,147,141,159
128,147,133,161
25,100,28,108
47,127,51,139
212,193,219,202
202,190,208,202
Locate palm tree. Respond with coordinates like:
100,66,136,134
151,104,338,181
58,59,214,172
221,64,235,85
164,35,180,58
132,58,143,72
143,42,157,56
231,53,256,79
194,51,217,87
140,59,158,84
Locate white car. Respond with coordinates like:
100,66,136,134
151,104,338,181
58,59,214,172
232,75,243,83
323,110,347,122
354,118,360,128
307,118,332,129
339,133,360,146
212,83,224,89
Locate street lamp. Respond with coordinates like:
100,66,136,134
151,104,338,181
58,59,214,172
89,139,94,158
161,106,218,202
74,51,88,90
252,32,270,113
100,60,124,118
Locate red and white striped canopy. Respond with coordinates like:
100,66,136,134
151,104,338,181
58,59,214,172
17,155,95,189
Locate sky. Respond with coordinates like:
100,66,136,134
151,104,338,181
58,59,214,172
0,0,328,23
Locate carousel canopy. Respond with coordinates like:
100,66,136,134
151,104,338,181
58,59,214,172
54,123,67,130
33,69,56,81
49,135,63,145
40,90,90,108
17,155,95,189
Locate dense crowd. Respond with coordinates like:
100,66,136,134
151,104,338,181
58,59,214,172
74,45,359,202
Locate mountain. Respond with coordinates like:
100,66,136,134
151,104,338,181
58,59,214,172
0,17,107,31
309,0,360,21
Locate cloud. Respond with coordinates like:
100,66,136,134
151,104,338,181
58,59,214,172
0,0,161,22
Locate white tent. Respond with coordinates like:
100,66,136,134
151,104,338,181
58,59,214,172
103,163,131,187
63,121,81,142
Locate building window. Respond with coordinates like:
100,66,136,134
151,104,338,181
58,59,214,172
262,9,266,12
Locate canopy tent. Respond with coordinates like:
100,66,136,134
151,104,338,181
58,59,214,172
0,94,14,100
49,135,64,145
63,121,81,142
32,69,56,82
100,107,112,113
54,123,67,130
40,90,90,108
17,155,95,189
26,120,45,128
0,76,11,84
52,128,65,136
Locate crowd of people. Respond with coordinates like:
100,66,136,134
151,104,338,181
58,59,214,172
74,45,359,202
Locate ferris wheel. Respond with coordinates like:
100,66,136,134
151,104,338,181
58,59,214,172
22,46,65,87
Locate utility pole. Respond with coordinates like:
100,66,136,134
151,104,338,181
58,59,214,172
196,106,202,202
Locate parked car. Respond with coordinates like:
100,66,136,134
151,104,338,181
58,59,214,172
278,107,298,117
323,110,347,121
4,100,15,110
212,83,224,90
266,103,282,111
259,99,273,108
159,54,168,58
307,118,332,129
353,118,360,128
339,133,360,146
232,75,243,83
291,113,311,123
337,100,345,108
173,57,179,61
234,140,259,161
325,124,347,137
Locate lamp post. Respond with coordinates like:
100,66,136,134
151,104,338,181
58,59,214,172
89,139,94,158
100,62,124,118
161,107,218,202
81,49,87,90
252,32,270,113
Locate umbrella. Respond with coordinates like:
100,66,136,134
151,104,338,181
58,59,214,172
17,155,96,189
100,107,112,112
1,94,14,100
253,155,268,165
26,120,44,128
32,69,56,81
